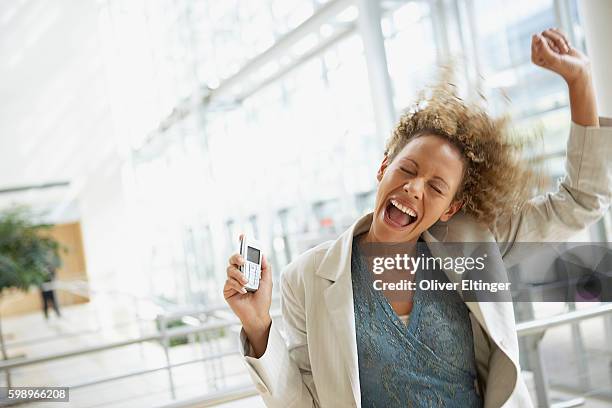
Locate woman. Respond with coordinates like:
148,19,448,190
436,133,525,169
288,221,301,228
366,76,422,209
223,28,611,407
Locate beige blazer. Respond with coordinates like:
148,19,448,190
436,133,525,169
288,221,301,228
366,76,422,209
239,118,612,407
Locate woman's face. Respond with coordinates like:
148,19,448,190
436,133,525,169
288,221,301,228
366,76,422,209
370,134,465,243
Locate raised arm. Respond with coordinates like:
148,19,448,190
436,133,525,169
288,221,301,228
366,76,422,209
494,28,612,265
531,28,598,127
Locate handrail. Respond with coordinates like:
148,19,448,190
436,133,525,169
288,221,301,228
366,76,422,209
68,350,238,390
0,310,282,371
5,320,144,348
516,303,612,337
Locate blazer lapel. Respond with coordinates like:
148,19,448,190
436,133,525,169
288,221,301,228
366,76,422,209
317,215,372,407
323,272,360,406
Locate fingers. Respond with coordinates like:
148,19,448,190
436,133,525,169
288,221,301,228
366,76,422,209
535,31,560,54
541,28,569,54
546,37,561,54
227,264,248,284
550,27,571,51
225,276,247,295
229,253,245,268
225,254,249,296
531,33,557,67
226,261,248,293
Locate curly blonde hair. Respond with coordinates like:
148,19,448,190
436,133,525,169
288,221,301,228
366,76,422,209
384,70,541,226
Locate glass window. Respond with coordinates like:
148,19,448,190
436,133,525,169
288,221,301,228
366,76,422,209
383,1,438,112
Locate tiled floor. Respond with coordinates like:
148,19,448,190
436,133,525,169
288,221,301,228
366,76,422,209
1,297,610,407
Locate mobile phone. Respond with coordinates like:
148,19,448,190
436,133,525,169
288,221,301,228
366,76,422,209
239,235,263,292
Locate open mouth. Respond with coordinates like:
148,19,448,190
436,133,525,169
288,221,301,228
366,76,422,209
384,198,418,229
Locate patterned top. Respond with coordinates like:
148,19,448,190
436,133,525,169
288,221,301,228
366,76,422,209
351,233,483,407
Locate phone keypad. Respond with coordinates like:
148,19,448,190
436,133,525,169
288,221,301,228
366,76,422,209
243,261,261,290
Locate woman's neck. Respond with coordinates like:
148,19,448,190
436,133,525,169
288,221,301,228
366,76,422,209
362,227,420,244
361,229,419,258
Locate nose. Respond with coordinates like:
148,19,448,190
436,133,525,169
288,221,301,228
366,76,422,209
403,179,423,200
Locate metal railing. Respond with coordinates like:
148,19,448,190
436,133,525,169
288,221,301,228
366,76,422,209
0,279,279,406
0,303,282,407
0,312,281,371
516,303,612,336
516,303,612,408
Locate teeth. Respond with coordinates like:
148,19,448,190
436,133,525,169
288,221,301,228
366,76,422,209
391,199,417,218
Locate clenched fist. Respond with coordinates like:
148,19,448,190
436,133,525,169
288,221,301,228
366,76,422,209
531,28,590,85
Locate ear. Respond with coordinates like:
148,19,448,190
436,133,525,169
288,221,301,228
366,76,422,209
439,199,463,222
376,154,390,182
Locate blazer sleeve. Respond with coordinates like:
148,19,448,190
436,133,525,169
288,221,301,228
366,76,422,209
493,117,612,267
238,258,319,407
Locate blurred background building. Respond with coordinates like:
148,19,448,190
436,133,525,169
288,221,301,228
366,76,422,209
0,0,611,407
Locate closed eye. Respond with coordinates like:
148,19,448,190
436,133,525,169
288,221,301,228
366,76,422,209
401,166,445,194
400,167,415,176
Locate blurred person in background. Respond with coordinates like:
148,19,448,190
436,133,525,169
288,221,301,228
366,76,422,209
223,28,611,407
40,265,61,319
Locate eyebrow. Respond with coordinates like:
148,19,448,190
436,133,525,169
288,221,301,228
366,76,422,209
403,158,450,189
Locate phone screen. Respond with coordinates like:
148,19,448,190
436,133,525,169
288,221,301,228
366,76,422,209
247,246,260,263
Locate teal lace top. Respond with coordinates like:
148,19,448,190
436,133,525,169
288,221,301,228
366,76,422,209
351,234,483,407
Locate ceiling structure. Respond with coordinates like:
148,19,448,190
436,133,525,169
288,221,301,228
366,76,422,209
0,0,115,222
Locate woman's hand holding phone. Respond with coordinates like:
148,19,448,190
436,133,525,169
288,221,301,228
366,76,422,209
223,234,273,358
